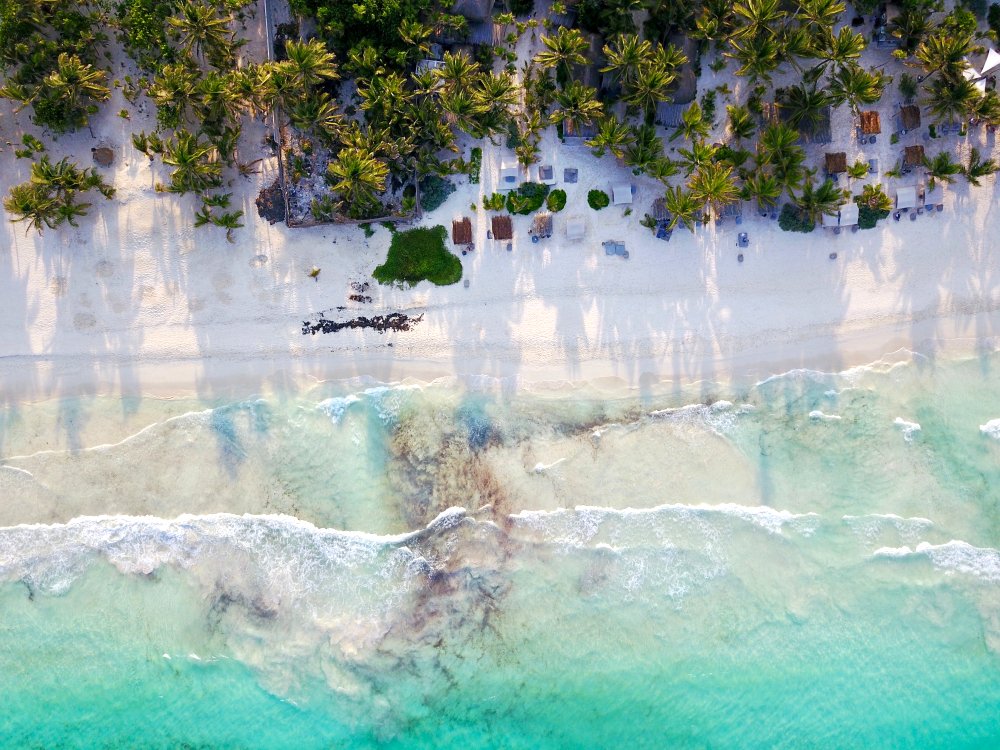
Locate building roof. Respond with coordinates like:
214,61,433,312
899,105,921,131
452,217,472,244
532,213,553,236
896,186,917,209
566,215,585,239
612,183,633,205
839,202,859,226
904,145,925,167
491,215,513,240
450,0,493,22
825,152,847,174
651,198,670,221
859,110,881,135
499,164,520,190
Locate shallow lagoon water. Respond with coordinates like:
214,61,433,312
2,352,1000,748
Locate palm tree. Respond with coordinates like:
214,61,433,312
4,184,60,233
327,147,388,217
922,151,961,187
663,185,703,230
211,210,244,243
282,38,338,90
623,62,676,123
827,63,889,114
550,81,603,133
914,31,973,82
586,115,634,158
40,53,110,129
623,124,664,174
648,158,679,184
439,88,486,136
741,169,783,212
534,26,589,86
168,0,233,62
677,140,718,175
809,27,866,77
732,0,786,39
727,104,756,142
688,161,739,219
756,123,807,192
779,83,830,134
288,92,343,141
601,34,652,87
856,183,892,211
194,71,241,132
924,75,980,124
794,178,844,225
398,19,433,62
973,90,1000,126
149,63,198,126
890,10,930,53
727,33,782,83
162,130,222,194
694,0,737,43
796,0,846,31
670,100,710,142
963,148,999,186
436,51,478,93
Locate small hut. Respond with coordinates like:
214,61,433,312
840,202,860,227
895,186,917,209
452,217,472,245
566,215,585,240
491,215,513,241
612,183,633,205
499,163,520,190
825,152,847,176
532,213,553,238
903,145,925,169
898,105,921,132
859,111,882,135
538,165,556,185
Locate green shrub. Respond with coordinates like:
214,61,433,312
588,189,610,210
546,189,567,212
505,182,550,214
419,175,455,212
857,204,890,230
373,226,462,286
778,203,814,233
483,193,506,210
468,147,482,184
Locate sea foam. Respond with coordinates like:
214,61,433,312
874,540,1000,581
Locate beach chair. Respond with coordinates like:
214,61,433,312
737,232,749,248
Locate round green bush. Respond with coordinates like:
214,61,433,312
546,189,567,212
588,189,610,211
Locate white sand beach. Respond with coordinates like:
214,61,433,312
1,28,999,404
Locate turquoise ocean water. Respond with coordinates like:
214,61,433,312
2,352,1000,748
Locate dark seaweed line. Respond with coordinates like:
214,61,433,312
302,312,424,335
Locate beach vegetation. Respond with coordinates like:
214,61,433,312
727,104,756,142
4,157,114,233
468,148,482,185
506,182,550,214
483,193,506,211
587,189,610,210
418,175,455,212
778,203,815,233
923,151,962,187
793,178,845,226
688,162,739,220
373,225,461,287
546,189,567,212
846,161,869,179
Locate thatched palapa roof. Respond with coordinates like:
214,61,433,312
825,152,847,174
532,213,552,237
491,215,513,240
904,145,925,167
452,217,472,245
899,105,921,131
859,111,881,134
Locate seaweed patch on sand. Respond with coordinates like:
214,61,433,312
302,312,423,335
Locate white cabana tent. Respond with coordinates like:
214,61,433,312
896,186,917,209
822,211,840,228
499,164,520,190
612,183,633,205
982,47,1000,77
566,215,586,240
923,184,944,207
961,60,987,93
839,202,860,226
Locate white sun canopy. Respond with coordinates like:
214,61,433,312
822,210,840,227
924,184,944,206
896,186,917,209
839,202,859,226
612,184,633,205
566,216,585,239
982,47,1000,76
962,61,987,93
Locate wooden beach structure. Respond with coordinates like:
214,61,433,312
452,217,472,245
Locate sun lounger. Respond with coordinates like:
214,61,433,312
737,232,749,248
